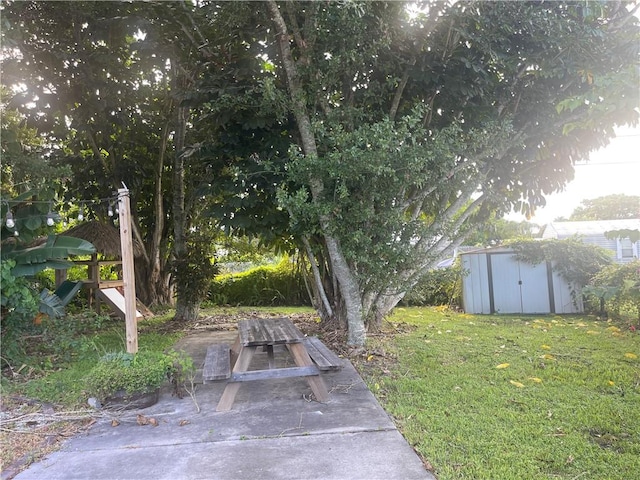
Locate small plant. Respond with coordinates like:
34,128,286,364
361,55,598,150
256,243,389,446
86,350,173,401
85,348,196,409
165,349,196,399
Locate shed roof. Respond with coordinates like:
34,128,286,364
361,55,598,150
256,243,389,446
542,219,640,239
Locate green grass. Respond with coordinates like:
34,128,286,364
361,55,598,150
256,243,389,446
360,307,640,480
2,306,313,406
2,314,181,407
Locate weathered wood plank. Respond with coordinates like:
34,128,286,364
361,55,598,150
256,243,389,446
230,365,319,382
203,344,231,382
288,342,329,402
238,318,305,346
303,337,343,371
216,345,257,411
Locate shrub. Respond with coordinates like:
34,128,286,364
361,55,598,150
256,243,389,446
1,260,39,367
401,264,463,307
85,350,173,399
589,260,640,321
208,257,309,306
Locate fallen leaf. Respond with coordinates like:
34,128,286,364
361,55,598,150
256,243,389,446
148,417,159,427
510,380,525,388
606,326,620,332
624,353,637,359
586,330,600,335
608,380,615,386
111,419,120,427
179,419,190,427
528,377,543,383
540,354,555,360
496,363,510,369
137,414,149,426
541,345,551,350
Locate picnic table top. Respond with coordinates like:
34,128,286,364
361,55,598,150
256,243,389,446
238,317,305,347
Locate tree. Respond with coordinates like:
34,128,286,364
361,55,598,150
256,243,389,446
464,217,539,246
2,1,173,305
4,1,638,345
254,0,639,345
569,194,640,220
1,1,222,317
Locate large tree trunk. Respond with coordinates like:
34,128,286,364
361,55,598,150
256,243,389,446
133,115,174,307
268,0,366,345
171,63,199,322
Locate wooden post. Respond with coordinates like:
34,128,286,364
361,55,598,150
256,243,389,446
118,187,138,353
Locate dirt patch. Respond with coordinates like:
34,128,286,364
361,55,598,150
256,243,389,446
0,396,94,480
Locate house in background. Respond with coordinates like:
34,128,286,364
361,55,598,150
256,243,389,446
460,247,582,315
541,219,640,264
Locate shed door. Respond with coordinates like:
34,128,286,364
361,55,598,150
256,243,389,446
489,254,551,314
490,254,522,313
519,262,551,313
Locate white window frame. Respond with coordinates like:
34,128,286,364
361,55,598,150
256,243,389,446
616,238,639,260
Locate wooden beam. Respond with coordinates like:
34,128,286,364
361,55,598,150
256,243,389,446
118,187,138,354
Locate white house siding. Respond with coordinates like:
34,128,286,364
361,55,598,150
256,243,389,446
542,219,640,264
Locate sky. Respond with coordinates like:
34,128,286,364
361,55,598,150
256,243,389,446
507,125,640,225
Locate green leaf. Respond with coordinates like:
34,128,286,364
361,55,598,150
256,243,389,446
2,235,95,277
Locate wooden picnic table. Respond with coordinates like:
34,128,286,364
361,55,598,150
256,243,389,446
216,317,330,411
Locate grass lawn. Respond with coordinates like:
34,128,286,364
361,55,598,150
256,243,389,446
358,307,640,480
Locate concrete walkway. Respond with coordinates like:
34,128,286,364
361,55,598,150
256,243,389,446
14,331,435,480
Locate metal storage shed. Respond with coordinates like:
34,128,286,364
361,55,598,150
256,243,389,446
460,247,583,315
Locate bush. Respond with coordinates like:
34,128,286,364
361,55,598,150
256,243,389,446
401,264,463,307
588,260,640,321
85,350,173,399
208,257,309,306
1,260,39,367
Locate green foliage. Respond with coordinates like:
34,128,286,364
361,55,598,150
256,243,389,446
1,309,109,371
284,111,511,294
1,309,181,406
37,312,108,365
590,261,640,321
569,194,640,221
605,228,640,243
2,234,96,277
510,238,612,286
215,234,280,268
164,349,196,397
402,265,463,308
1,189,61,245
0,259,38,319
0,87,70,198
0,259,39,367
38,289,65,318
85,350,174,399
464,217,539,246
173,231,220,308
208,257,308,307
